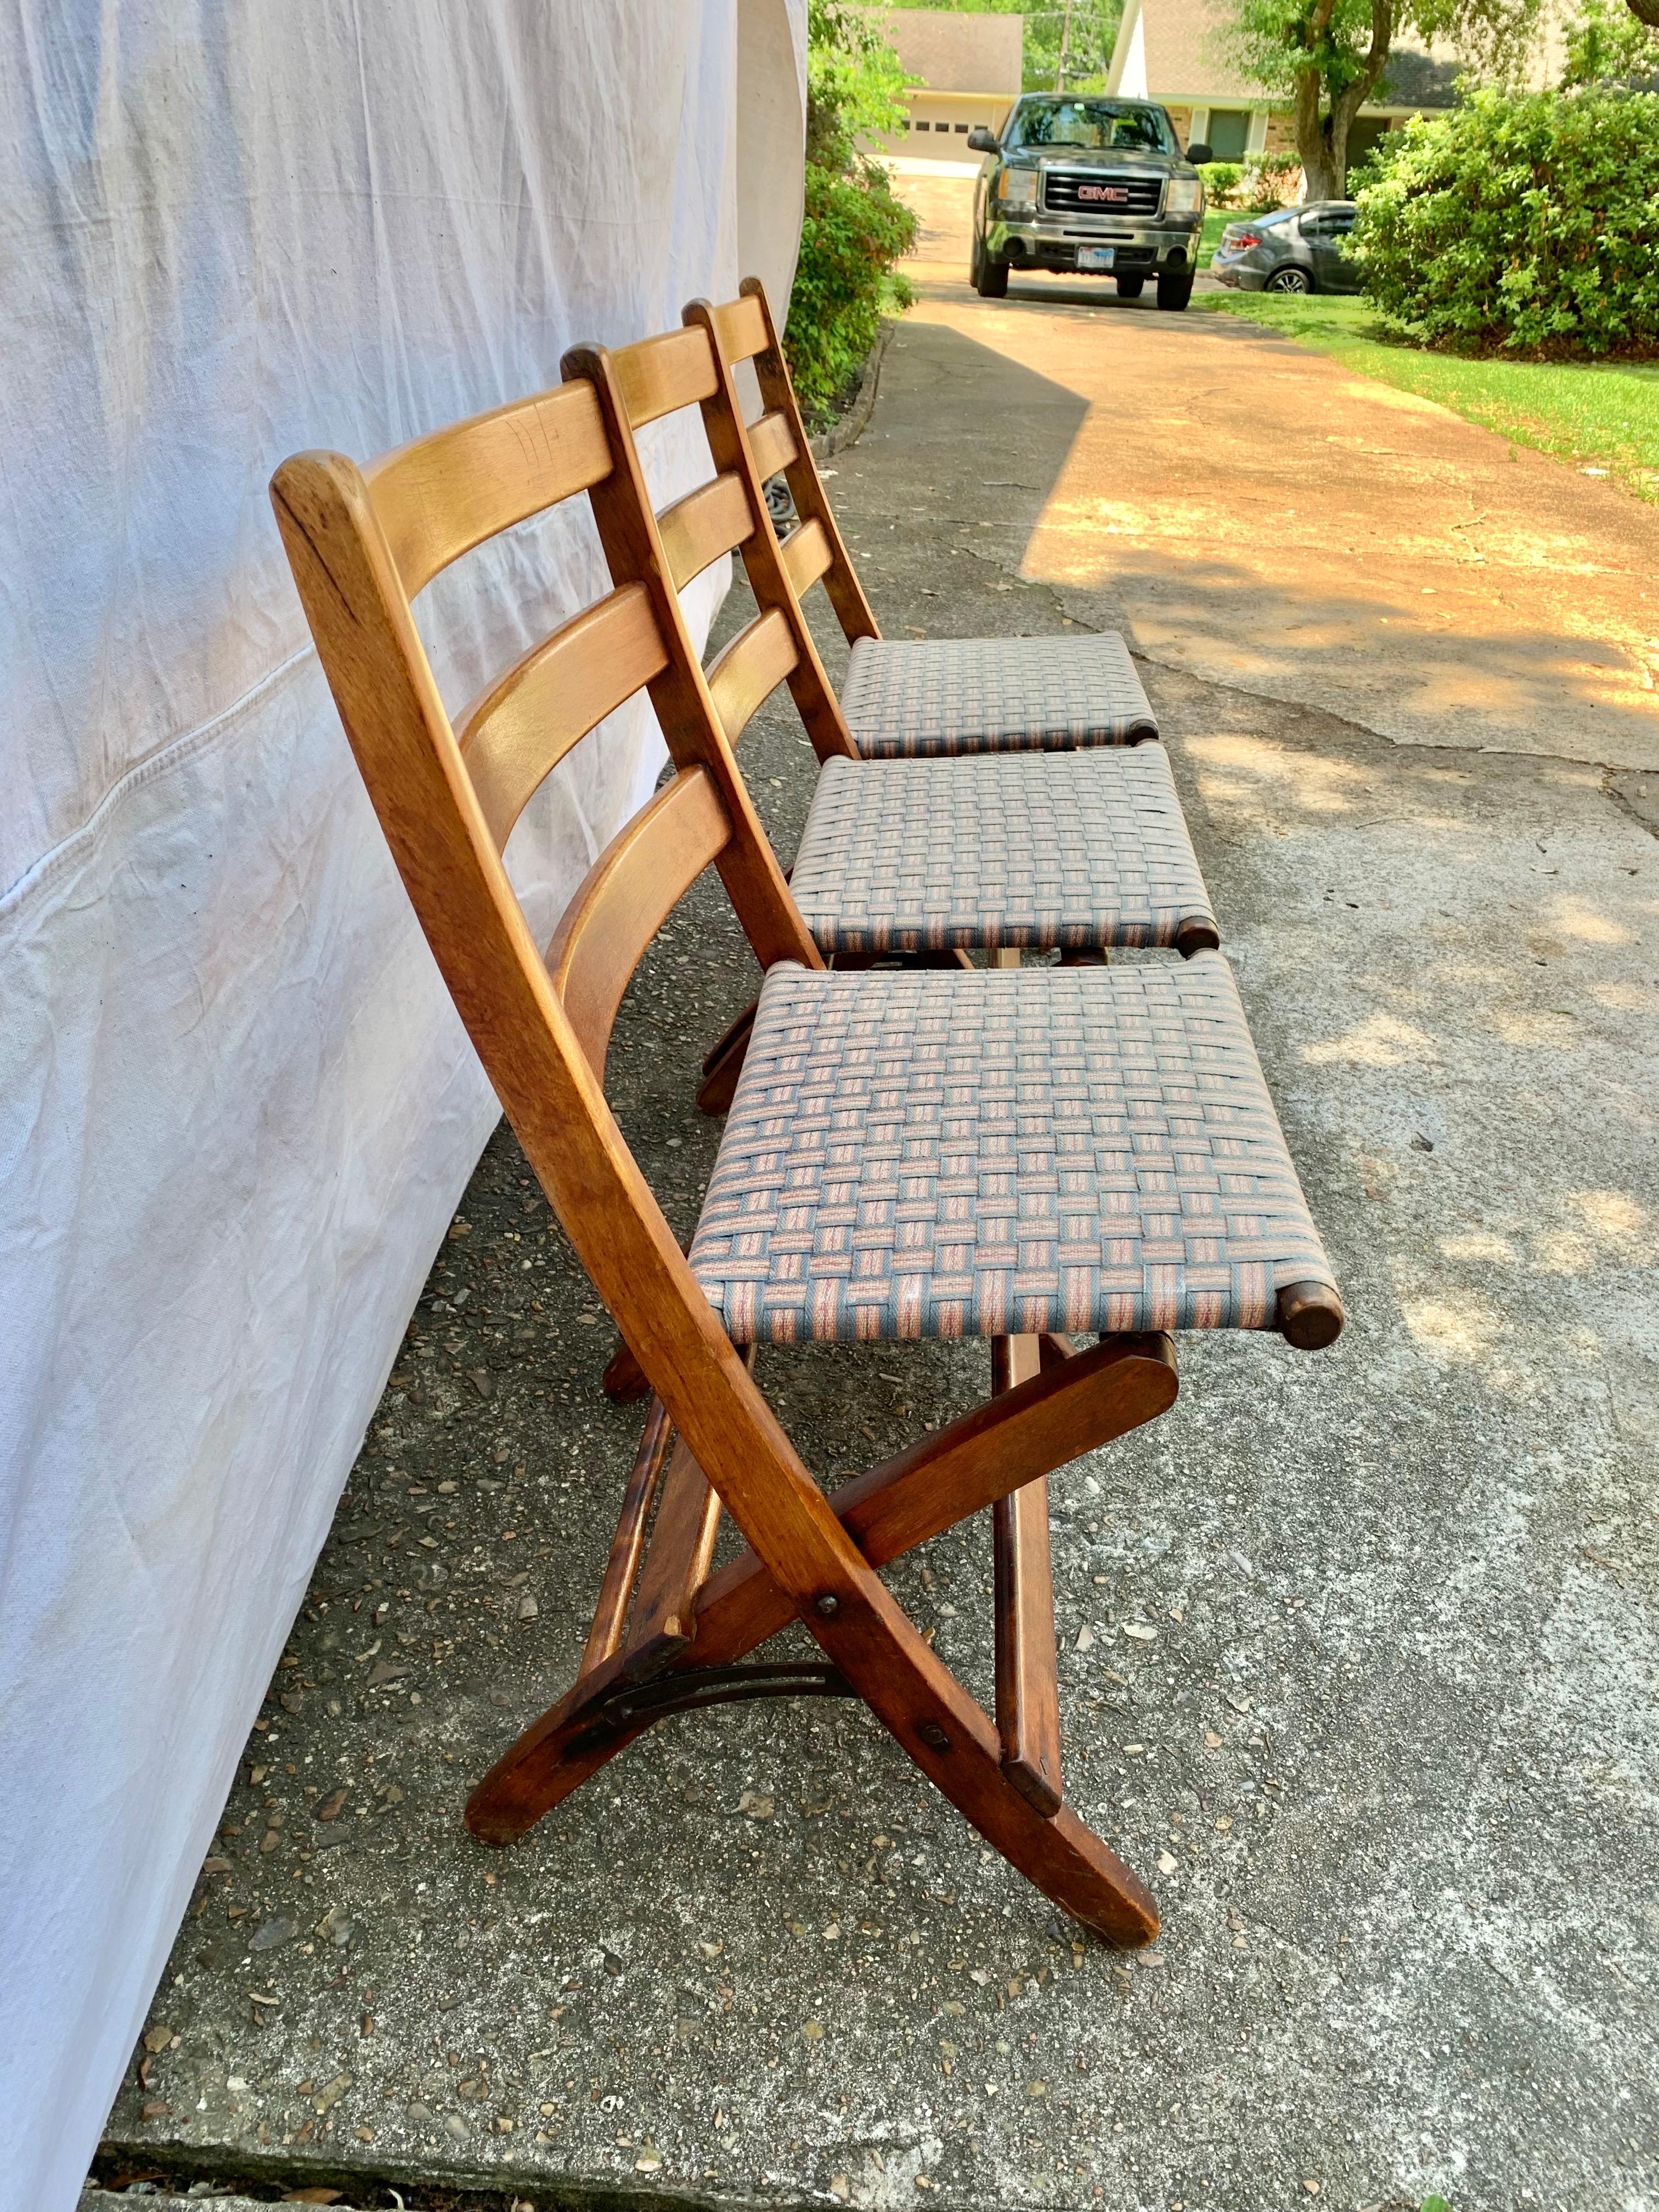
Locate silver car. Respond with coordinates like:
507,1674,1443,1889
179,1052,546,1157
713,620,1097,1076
1211,201,1361,295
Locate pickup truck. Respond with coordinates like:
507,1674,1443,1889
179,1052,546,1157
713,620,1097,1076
967,95,1209,309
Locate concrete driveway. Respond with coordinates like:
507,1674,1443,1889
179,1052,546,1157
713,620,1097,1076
895,165,1659,770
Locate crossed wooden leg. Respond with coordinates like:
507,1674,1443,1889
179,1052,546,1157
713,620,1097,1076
467,1331,1177,1947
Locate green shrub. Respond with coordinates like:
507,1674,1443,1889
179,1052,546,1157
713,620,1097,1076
784,1,917,427
786,161,916,422
1198,160,1245,206
1350,87,1659,357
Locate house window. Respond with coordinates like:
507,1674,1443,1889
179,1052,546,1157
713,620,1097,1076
1205,109,1251,162
1347,115,1394,174
955,122,969,132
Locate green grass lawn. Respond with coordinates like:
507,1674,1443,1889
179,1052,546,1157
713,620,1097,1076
1193,289,1659,505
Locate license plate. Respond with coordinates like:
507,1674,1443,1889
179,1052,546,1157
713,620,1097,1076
1076,245,1115,271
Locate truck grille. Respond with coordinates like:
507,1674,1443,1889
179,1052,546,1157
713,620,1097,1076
1041,170,1163,218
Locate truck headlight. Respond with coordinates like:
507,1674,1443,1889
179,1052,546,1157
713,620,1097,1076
1166,177,1204,216
998,171,1037,211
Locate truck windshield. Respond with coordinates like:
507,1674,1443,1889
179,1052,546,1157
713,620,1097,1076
1003,100,1174,155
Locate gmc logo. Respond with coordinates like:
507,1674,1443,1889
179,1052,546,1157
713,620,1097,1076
1077,184,1129,203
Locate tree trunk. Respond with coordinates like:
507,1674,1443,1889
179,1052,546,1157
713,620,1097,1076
1295,0,1396,200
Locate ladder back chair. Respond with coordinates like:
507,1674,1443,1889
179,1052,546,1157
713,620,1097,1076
270,376,1344,1949
570,311,1220,1131
694,278,1161,761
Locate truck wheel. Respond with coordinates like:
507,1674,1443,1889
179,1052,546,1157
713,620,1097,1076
974,245,1009,299
1156,270,1195,312
1115,274,1146,299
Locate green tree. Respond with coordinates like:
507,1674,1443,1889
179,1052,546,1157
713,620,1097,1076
1212,0,1542,200
1562,0,1659,79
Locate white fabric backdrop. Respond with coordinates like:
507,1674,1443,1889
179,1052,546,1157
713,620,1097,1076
0,5,804,2204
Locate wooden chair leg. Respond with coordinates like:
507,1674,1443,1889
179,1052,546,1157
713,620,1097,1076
581,1398,674,1672
696,1000,758,1115
467,1334,1175,1946
600,1336,653,1403
990,1338,1063,1818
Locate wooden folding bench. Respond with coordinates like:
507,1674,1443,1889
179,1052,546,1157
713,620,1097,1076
271,381,1344,1948
690,277,1160,766
567,309,1220,1140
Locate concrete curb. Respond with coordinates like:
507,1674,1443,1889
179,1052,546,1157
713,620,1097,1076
808,318,894,462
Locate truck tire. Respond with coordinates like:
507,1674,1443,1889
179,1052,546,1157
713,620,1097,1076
1115,274,1146,299
974,243,1009,298
1156,270,1195,312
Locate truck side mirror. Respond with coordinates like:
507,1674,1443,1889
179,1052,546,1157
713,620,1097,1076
1185,141,1213,165
967,127,999,153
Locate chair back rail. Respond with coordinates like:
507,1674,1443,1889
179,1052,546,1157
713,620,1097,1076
365,381,612,599
599,320,859,765
455,583,667,850
548,765,731,1081
697,276,882,651
705,607,799,749
658,471,756,591
562,338,833,951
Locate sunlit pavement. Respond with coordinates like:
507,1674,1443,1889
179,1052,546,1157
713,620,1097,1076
96,189,1658,2212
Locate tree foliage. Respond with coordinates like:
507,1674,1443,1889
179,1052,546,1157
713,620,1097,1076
1212,0,1541,198
785,2,917,427
1350,84,1659,355
1561,0,1659,81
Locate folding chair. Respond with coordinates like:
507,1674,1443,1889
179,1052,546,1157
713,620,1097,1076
270,381,1343,1947
566,314,1219,1142
691,277,1160,762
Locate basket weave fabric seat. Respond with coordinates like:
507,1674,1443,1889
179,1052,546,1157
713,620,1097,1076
788,748,1216,956
690,956,1338,1345
838,632,1158,759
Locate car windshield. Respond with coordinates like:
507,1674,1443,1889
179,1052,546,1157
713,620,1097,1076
1003,99,1174,155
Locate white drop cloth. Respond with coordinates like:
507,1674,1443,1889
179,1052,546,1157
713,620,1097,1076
0,5,804,2203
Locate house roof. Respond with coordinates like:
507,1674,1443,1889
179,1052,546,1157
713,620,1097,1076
877,8,1024,97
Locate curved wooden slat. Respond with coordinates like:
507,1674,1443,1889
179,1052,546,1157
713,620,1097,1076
712,291,769,365
611,327,719,430
746,409,798,483
456,584,668,850
548,765,732,1079
704,607,797,747
780,517,832,598
365,382,611,598
657,471,754,590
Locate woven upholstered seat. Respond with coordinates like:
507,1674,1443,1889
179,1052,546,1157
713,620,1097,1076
788,747,1217,956
839,633,1158,759
690,955,1337,1345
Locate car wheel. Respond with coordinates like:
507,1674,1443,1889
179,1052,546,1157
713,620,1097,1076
1115,274,1146,299
974,248,1009,299
1155,270,1194,312
1265,266,1313,294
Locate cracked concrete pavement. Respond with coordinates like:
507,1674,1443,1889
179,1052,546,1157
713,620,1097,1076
95,212,1658,2212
